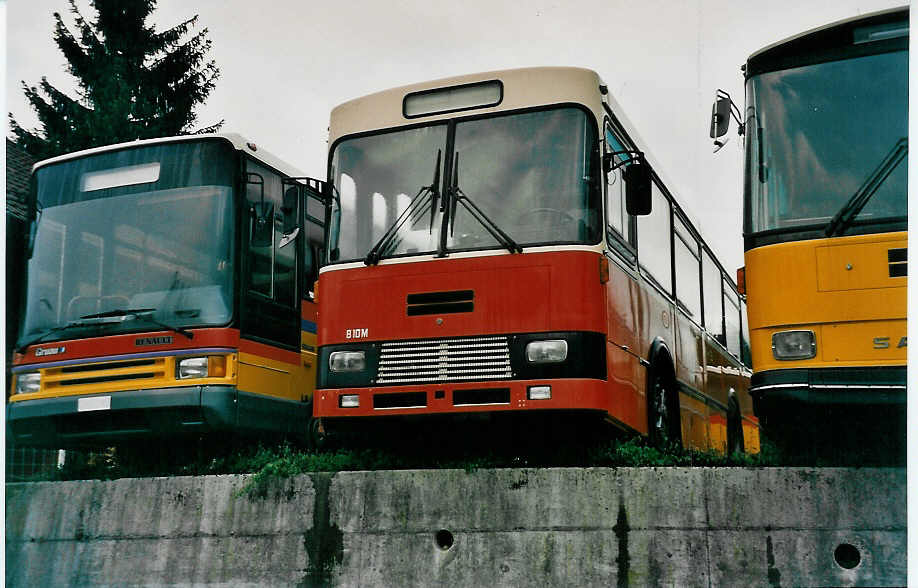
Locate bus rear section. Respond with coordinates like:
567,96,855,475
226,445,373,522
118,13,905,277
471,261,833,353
8,135,326,448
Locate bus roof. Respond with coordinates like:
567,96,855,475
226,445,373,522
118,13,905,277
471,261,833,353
746,6,908,76
329,66,643,147
31,133,304,178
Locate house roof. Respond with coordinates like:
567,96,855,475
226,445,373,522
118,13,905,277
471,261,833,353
6,140,36,221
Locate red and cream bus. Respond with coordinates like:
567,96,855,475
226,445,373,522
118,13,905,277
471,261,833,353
314,67,757,452
8,134,326,449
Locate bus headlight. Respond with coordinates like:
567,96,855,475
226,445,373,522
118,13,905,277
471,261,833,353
772,330,816,360
15,372,41,394
525,340,568,363
177,357,209,379
329,351,366,372
339,394,360,408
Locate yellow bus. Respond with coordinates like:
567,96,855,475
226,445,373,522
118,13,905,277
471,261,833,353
8,134,327,450
711,8,907,453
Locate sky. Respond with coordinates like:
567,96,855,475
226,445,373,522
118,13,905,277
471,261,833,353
4,0,906,273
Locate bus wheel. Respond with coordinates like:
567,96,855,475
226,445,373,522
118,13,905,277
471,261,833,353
648,363,681,449
726,393,745,455
306,416,328,451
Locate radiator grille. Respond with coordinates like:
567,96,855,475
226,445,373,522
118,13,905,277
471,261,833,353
44,357,167,391
376,335,511,385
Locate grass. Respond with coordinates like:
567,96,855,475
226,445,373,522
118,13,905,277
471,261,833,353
13,413,901,491
20,433,786,493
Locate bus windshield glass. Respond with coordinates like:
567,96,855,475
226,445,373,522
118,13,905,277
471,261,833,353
20,140,236,346
328,106,600,262
745,49,907,235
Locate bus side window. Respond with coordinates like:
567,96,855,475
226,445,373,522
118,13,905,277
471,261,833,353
673,214,701,319
637,183,672,292
723,278,741,358
604,124,635,249
605,127,624,236
702,250,725,344
303,191,326,299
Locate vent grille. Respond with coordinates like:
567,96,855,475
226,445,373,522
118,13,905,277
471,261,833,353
376,335,511,385
406,290,474,316
453,388,510,406
45,357,167,391
61,359,156,374
889,248,907,278
373,391,427,409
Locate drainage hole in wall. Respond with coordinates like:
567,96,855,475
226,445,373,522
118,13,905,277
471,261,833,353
834,543,861,569
435,529,454,551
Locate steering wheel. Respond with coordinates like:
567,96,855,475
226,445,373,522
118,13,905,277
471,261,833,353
517,207,576,226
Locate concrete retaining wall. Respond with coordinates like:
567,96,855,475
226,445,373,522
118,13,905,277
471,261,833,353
5,468,906,586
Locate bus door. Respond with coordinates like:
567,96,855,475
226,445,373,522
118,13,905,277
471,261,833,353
238,160,307,432
289,178,328,405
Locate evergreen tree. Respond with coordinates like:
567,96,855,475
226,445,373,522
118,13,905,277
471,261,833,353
9,0,222,159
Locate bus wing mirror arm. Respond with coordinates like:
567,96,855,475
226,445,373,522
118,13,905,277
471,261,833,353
608,151,652,217
710,89,745,149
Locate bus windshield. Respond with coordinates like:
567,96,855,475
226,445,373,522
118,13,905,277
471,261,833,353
328,106,600,262
19,140,236,346
745,49,907,236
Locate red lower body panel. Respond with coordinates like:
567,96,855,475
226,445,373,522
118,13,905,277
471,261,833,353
315,378,616,419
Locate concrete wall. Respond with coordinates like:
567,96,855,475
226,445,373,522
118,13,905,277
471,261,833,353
5,468,906,587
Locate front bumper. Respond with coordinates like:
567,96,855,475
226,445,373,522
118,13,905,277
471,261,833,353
749,366,906,417
315,378,611,420
7,385,309,448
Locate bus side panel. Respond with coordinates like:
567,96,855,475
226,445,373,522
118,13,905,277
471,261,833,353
301,299,318,403
235,338,308,436
632,275,675,437
674,311,713,450
237,339,303,401
703,336,759,453
603,256,643,432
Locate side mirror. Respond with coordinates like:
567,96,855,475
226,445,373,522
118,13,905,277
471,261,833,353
710,94,732,139
250,202,274,248
282,186,299,234
278,226,299,249
624,161,652,216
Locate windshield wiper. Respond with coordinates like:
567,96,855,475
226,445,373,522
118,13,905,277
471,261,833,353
80,308,194,340
16,320,97,353
824,137,907,237
365,150,442,265
444,153,522,255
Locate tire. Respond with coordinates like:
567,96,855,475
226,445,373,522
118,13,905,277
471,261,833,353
647,362,681,449
726,393,745,455
306,415,329,451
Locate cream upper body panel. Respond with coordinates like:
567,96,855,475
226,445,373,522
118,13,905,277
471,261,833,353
329,67,608,146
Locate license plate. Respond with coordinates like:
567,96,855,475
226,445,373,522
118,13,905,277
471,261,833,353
78,396,111,412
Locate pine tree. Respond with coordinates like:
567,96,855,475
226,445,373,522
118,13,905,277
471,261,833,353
9,0,222,159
